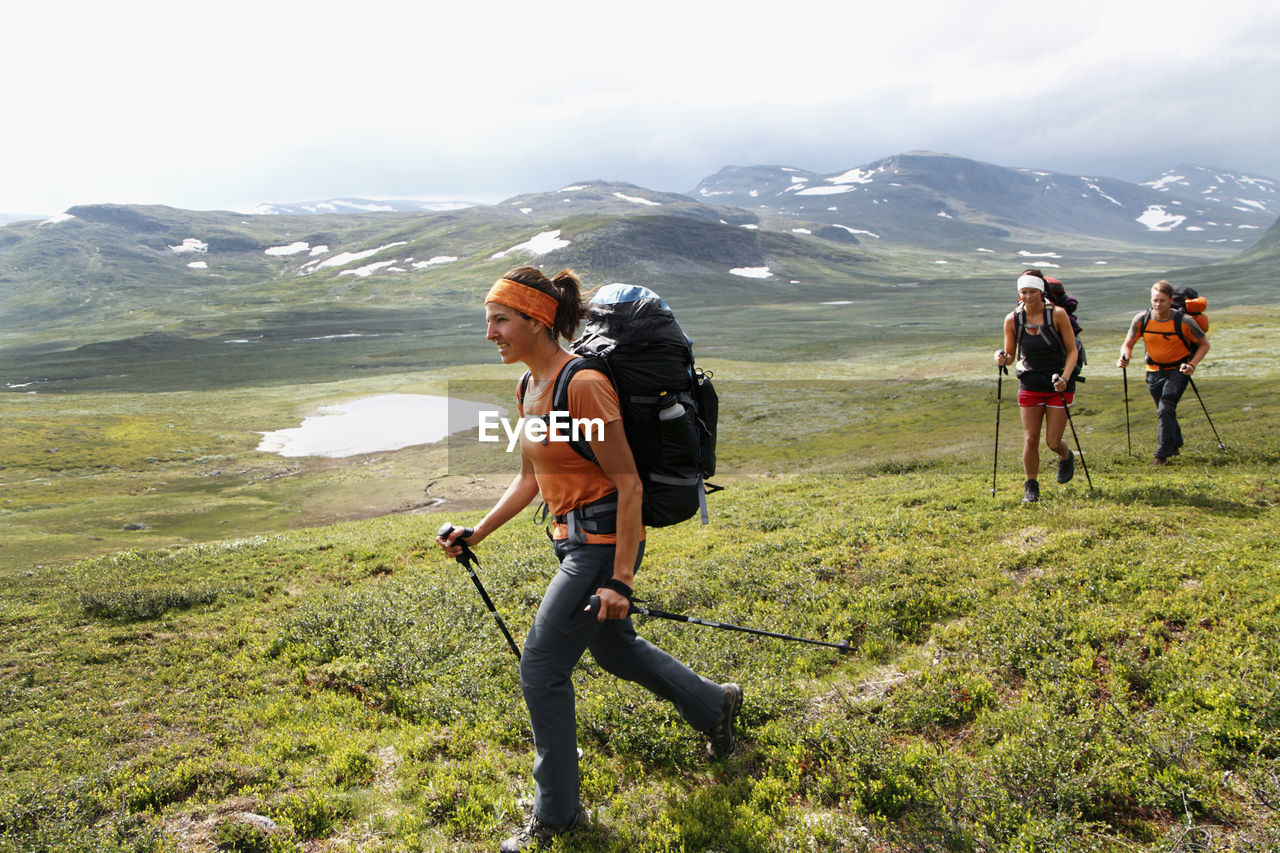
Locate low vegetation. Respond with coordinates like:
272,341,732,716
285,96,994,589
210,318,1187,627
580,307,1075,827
3,361,1278,850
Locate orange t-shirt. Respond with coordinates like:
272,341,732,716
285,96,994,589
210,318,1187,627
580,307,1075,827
518,361,632,543
1141,313,1195,371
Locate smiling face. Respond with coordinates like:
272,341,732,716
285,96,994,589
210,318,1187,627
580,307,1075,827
1019,287,1044,308
485,301,544,364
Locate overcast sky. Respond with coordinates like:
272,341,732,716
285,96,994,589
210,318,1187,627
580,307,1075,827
5,0,1279,215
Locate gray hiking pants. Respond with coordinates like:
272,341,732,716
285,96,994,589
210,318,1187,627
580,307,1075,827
1147,368,1188,459
522,539,724,825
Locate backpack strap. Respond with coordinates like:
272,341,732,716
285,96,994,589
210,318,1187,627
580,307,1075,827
517,371,532,411
1043,304,1064,355
549,356,605,465
1014,305,1064,354
1170,309,1193,354
517,359,599,462
1138,309,1194,368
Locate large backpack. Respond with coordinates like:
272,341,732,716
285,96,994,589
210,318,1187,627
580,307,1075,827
1043,277,1082,337
1172,285,1210,333
520,284,719,528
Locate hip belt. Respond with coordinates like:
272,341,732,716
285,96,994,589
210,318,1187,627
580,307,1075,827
552,492,618,544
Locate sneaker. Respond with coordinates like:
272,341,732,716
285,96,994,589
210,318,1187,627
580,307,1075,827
1022,479,1040,503
705,683,743,760
499,803,587,852
1056,451,1075,484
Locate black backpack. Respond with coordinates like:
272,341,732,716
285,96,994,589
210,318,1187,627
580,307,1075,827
520,284,719,527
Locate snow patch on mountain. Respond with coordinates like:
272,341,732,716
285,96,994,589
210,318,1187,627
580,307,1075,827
412,256,458,269
302,241,408,272
492,230,570,259
1082,180,1123,206
1143,173,1188,192
340,260,400,277
613,192,660,206
1137,206,1186,231
265,241,312,256
833,224,879,239
169,238,208,254
796,185,855,196
827,167,879,185
730,266,772,278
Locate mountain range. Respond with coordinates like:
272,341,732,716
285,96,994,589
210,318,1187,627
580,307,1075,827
690,152,1277,248
2,151,1278,392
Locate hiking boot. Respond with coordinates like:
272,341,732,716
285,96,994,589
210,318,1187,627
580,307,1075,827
1056,451,1075,484
499,804,588,852
705,683,743,760
1152,456,1168,466
1022,479,1040,503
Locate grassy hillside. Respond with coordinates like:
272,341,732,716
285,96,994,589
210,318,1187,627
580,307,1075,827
3,363,1278,851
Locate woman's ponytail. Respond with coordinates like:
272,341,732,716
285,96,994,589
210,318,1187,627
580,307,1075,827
549,269,585,340
499,265,586,341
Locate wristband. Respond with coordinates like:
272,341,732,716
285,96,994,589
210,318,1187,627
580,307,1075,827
601,578,633,600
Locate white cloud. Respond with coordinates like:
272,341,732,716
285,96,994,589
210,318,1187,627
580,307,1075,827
3,1,1278,213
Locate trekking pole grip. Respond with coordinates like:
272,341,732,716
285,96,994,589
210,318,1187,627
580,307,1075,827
587,594,632,618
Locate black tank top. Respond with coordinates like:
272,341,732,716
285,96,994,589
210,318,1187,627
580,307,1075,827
1016,307,1072,393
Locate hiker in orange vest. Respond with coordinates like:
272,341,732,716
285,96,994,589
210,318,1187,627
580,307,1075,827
1117,280,1210,465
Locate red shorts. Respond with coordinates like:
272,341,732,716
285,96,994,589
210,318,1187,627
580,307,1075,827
1018,389,1073,408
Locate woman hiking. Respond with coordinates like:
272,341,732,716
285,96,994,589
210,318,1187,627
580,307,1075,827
1116,279,1210,465
437,265,741,852
993,269,1080,503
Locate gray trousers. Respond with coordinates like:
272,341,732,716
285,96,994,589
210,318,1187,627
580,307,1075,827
521,540,724,824
1147,368,1188,459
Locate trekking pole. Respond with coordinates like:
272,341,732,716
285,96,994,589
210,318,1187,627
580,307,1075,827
1186,375,1226,450
1122,365,1132,457
437,523,521,660
1053,374,1094,492
588,596,853,653
992,359,1009,496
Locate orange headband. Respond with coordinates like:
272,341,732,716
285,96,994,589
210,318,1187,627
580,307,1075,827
485,278,558,330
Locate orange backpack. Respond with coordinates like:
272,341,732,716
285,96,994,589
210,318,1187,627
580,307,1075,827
1173,285,1209,333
